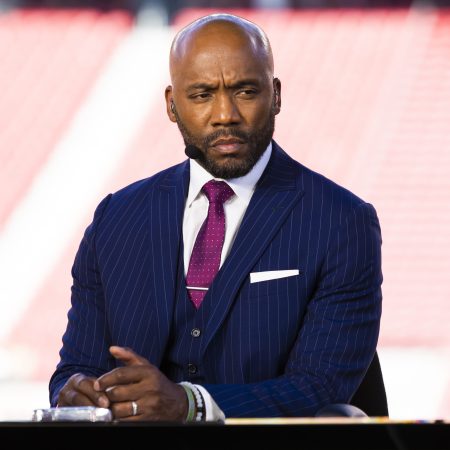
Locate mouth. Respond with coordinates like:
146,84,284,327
211,138,246,154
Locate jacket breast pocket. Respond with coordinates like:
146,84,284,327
244,270,303,300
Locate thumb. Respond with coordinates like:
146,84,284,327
109,346,149,366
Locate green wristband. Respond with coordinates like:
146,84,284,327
179,383,196,422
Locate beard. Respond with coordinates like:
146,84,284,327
173,106,276,179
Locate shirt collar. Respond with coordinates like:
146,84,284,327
186,141,272,207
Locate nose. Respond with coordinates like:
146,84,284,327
210,92,241,127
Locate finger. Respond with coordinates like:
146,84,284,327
73,374,110,408
58,389,97,407
94,365,148,392
59,373,110,408
119,416,142,422
102,383,141,403
109,346,150,366
110,400,142,421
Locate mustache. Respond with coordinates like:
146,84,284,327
202,128,249,148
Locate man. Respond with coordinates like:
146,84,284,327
49,13,383,422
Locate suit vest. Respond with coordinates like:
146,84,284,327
161,240,212,384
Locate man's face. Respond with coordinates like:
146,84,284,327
166,26,281,179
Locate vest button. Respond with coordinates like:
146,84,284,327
188,363,197,374
191,328,201,338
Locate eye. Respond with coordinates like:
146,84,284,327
190,92,212,102
236,89,258,98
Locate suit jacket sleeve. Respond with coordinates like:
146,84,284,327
48,194,114,406
203,201,383,417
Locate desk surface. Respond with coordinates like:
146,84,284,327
0,418,448,450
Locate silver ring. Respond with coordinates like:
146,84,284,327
131,401,138,416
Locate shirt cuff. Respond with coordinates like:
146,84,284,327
194,384,226,422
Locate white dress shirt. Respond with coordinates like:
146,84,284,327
183,142,272,275
181,142,272,421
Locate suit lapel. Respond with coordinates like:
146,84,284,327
148,160,189,361
201,143,305,353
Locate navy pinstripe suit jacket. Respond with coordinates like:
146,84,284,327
49,141,383,417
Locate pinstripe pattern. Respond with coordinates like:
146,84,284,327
49,141,382,417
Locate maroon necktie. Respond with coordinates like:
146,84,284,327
186,180,235,309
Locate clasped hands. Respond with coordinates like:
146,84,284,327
57,346,188,421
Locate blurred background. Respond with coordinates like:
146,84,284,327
0,0,449,421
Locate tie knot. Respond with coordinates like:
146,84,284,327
202,180,235,204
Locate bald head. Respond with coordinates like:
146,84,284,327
169,13,274,81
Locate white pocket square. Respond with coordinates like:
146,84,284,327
250,269,300,284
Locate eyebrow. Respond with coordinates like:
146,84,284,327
186,82,216,91
185,79,262,92
228,79,261,88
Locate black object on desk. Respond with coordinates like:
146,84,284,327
0,419,448,450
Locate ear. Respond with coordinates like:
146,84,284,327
273,77,281,115
165,85,177,123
